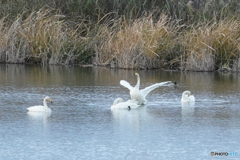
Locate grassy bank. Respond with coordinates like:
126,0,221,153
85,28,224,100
0,9,92,65
0,0,239,71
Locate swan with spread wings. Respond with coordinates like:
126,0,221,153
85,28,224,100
120,73,171,105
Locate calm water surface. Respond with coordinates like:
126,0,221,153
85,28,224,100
0,64,239,160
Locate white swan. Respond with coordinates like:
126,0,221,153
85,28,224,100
181,91,195,103
111,98,140,110
27,96,53,112
120,73,171,105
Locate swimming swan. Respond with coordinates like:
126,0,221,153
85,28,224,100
27,96,53,112
181,91,195,103
111,98,140,110
120,73,171,105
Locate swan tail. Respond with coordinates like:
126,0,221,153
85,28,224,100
120,80,133,90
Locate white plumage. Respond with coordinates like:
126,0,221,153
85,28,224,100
181,91,195,103
120,73,171,105
27,96,53,112
111,98,140,110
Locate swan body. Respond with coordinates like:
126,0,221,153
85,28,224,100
181,91,195,103
111,98,140,110
120,73,171,105
27,96,53,112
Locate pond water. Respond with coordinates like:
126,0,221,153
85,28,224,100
0,64,239,160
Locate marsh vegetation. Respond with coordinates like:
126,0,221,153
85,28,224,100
0,0,239,71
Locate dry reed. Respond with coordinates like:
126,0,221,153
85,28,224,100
0,1,239,71
0,9,90,64
181,23,216,71
93,15,180,69
180,19,240,71
211,19,240,71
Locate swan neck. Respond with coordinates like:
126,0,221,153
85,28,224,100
135,75,140,88
113,98,123,105
113,99,118,105
43,99,48,108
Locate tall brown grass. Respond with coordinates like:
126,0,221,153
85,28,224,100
93,15,181,69
0,0,239,71
181,23,216,71
93,16,240,71
180,19,240,71
0,9,91,64
212,19,240,71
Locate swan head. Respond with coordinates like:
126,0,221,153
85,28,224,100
182,91,192,97
44,96,53,103
135,73,139,77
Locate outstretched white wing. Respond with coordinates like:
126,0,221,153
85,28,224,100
120,80,134,91
141,81,171,97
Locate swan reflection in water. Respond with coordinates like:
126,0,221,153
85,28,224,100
181,101,195,126
111,104,149,129
27,111,52,127
181,103,195,116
